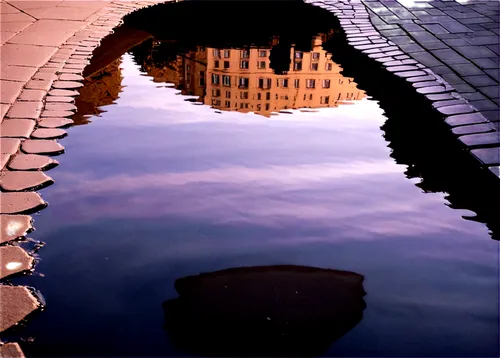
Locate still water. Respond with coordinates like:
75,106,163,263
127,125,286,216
11,40,499,357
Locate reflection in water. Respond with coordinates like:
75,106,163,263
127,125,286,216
163,265,366,357
73,59,123,125
128,35,365,117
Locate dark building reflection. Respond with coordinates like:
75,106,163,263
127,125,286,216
163,265,366,357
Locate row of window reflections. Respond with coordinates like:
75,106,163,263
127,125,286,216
210,76,348,89
211,93,349,111
213,60,334,71
212,49,322,59
210,91,352,102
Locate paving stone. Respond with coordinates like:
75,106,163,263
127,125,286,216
58,74,84,81
0,43,56,67
41,109,75,118
471,147,500,165
478,86,499,99
455,45,498,59
0,192,46,214
0,215,32,244
469,99,499,111
25,78,53,91
0,65,37,82
0,80,23,104
21,139,65,156
0,342,25,358
431,49,469,64
0,246,34,279
426,93,458,101
447,61,484,76
0,104,9,120
48,89,79,97
45,103,77,111
18,89,46,102
440,73,466,86
451,123,496,136
8,154,58,171
453,83,477,93
38,117,74,128
0,119,35,138
6,102,42,119
45,96,75,103
432,99,467,108
421,41,449,50
51,81,84,89
0,138,21,155
385,65,420,72
416,86,449,94
412,81,442,89
0,285,40,332
0,170,53,192
422,24,449,35
394,70,428,78
0,153,11,169
463,75,498,87
406,75,438,83
445,113,489,127
31,128,67,140
459,133,500,147
439,20,473,33
410,51,444,67
436,104,475,115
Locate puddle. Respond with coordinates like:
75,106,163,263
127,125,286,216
3,1,498,357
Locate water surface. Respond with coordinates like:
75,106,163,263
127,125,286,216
10,45,499,357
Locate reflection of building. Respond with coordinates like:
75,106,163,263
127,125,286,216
139,36,366,117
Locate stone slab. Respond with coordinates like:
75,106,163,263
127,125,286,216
0,342,25,358
0,285,39,333
31,128,67,139
0,43,57,67
8,154,58,171
7,102,42,119
445,113,489,127
471,147,500,166
52,81,84,89
0,138,21,155
18,90,47,102
0,192,47,214
44,103,77,111
0,80,24,104
451,123,496,136
0,215,33,244
38,117,74,128
0,170,53,191
1,153,11,169
0,246,34,279
459,133,500,147
0,119,36,138
41,110,74,118
0,65,38,82
8,19,86,47
21,139,65,155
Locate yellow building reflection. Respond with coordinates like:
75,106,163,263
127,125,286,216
140,36,366,117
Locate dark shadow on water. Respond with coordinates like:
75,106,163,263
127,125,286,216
163,265,366,357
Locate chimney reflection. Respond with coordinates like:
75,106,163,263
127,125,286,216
131,34,366,117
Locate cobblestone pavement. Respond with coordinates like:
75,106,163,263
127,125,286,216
363,0,500,168
0,0,498,356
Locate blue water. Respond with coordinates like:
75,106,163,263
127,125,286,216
11,54,499,357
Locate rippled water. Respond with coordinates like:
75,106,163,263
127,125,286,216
9,40,499,357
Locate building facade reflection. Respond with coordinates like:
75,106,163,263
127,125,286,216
135,35,366,117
